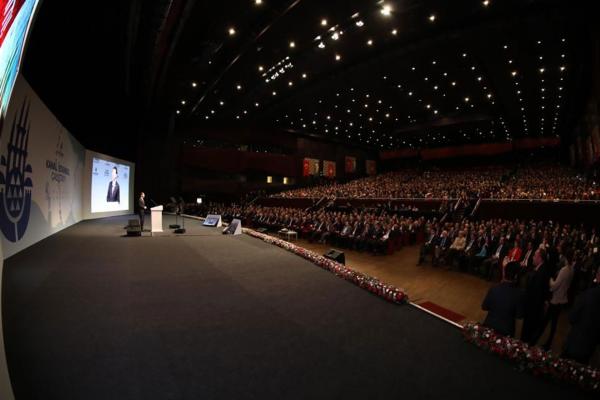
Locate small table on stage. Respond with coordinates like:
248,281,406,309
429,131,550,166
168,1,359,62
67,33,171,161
150,206,163,234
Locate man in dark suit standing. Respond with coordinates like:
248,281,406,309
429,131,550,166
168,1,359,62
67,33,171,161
106,167,120,203
138,192,147,231
481,262,524,337
562,269,600,364
521,248,550,345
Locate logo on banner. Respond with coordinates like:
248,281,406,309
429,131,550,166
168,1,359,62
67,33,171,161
0,99,33,242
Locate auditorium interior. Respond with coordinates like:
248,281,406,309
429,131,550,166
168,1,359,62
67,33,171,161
2,0,600,399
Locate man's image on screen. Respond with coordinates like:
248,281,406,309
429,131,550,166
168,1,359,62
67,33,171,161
106,167,120,203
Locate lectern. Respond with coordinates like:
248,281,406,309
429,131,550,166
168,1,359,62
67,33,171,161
150,205,163,233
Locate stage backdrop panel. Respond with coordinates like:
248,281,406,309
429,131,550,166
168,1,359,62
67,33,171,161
0,75,85,259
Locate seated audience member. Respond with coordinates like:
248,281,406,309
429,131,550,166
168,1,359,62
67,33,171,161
418,228,440,265
562,269,600,364
538,251,575,351
469,237,490,274
462,232,482,272
446,230,466,269
480,237,509,280
481,262,524,337
433,230,451,267
499,240,523,279
520,241,535,270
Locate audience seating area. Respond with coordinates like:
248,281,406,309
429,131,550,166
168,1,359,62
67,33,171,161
192,163,600,368
272,163,599,200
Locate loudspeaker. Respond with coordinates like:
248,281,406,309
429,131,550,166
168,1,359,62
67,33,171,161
127,219,141,236
324,249,345,265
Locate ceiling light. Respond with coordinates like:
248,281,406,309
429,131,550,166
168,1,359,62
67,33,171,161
255,0,262,4
511,71,517,77
228,27,236,36
429,14,436,22
318,42,325,49
288,81,293,86
391,29,398,35
335,54,341,61
483,0,490,6
302,73,307,79
464,97,470,102
272,91,277,96
181,100,186,105
321,19,328,26
289,41,296,48
381,4,392,16
367,39,373,46
191,82,197,88
236,84,242,90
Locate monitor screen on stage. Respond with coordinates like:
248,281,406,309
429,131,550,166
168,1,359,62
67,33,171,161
90,157,131,213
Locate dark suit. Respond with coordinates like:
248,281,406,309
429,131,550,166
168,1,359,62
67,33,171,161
562,286,600,364
482,282,525,337
481,243,508,279
521,263,550,345
107,181,120,203
138,197,146,230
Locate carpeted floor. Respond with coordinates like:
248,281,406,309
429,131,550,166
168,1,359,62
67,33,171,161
2,216,593,399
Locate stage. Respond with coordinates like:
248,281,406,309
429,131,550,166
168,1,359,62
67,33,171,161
2,215,590,399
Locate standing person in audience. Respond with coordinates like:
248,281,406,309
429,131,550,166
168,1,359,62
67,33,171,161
562,269,600,364
521,248,551,345
481,262,524,337
538,251,575,351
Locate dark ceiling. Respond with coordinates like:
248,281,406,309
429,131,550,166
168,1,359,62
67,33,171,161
22,0,596,158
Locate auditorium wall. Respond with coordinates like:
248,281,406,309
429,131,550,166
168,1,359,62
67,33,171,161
380,138,561,162
0,75,85,259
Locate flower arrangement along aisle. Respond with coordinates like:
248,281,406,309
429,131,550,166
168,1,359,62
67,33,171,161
463,322,600,392
244,229,407,304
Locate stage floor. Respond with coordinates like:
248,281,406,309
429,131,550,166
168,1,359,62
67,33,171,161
2,216,591,399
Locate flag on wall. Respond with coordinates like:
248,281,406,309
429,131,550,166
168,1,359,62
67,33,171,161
366,160,376,176
345,156,356,173
323,160,336,178
303,158,319,176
